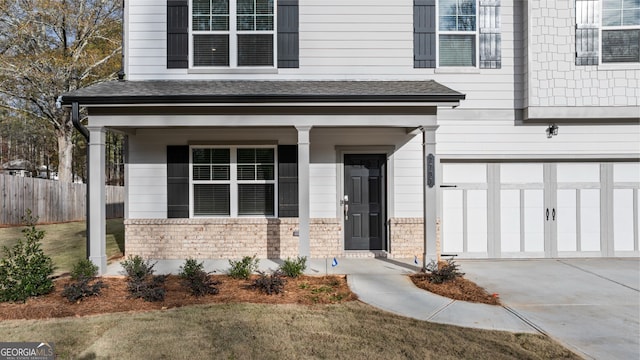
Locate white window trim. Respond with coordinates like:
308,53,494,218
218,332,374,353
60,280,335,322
188,0,278,69
435,0,480,68
189,145,278,218
599,0,640,64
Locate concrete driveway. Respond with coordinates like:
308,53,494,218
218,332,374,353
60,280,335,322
460,258,640,360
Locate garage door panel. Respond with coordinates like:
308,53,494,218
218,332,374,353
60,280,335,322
524,190,545,252
501,189,521,252
557,189,577,251
614,189,635,251
581,189,601,252
443,190,464,253
467,190,488,252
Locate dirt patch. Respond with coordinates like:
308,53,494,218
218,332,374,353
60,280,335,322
410,273,501,305
0,274,356,320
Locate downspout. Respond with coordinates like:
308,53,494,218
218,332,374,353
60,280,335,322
71,102,91,259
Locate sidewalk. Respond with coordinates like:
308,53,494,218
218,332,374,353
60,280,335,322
105,257,537,333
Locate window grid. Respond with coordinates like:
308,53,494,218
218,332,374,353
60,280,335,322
437,0,479,67
190,146,277,218
601,0,640,63
190,0,276,68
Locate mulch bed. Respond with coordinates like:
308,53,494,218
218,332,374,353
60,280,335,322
410,273,501,305
0,274,357,321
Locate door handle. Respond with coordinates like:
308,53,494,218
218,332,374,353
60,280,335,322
552,208,556,221
546,208,549,221
342,195,349,220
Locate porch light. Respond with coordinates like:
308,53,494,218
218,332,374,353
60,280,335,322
546,124,558,138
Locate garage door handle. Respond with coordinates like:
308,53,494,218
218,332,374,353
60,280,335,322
546,208,549,221
552,208,556,221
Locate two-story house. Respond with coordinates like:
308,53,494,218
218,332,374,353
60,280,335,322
61,0,639,273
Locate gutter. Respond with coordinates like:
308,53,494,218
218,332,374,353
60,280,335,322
70,101,91,259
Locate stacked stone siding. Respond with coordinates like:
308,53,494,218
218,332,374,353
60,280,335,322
388,217,424,258
124,218,341,259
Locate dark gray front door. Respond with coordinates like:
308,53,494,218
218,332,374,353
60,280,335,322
344,154,386,250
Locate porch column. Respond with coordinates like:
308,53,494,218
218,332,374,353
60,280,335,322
88,126,107,274
422,125,439,268
296,125,312,258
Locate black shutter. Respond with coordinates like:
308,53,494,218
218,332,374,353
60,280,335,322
479,0,501,69
278,0,299,68
278,145,298,217
414,0,436,68
575,0,599,65
167,146,189,218
167,0,189,69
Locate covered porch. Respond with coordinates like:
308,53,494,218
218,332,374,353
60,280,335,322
60,80,464,274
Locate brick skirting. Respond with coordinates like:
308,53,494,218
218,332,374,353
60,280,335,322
124,217,425,259
124,218,341,259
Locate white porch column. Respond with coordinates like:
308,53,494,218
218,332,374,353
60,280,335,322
296,125,312,258
88,126,107,274
422,125,439,268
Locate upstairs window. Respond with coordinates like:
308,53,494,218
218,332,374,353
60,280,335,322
602,0,640,63
438,0,477,67
191,0,275,68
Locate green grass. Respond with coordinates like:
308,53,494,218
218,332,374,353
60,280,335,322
0,302,579,360
0,219,124,275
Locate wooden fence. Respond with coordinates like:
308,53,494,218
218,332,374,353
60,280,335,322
0,174,124,225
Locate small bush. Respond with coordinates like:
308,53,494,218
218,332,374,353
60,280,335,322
62,258,106,303
279,256,307,278
0,211,54,303
70,258,99,281
251,271,286,295
228,255,259,280
120,255,167,302
62,278,107,303
424,258,464,284
179,258,220,297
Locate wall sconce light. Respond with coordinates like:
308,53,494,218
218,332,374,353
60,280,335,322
546,124,558,138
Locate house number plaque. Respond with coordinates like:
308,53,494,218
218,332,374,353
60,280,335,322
427,153,435,188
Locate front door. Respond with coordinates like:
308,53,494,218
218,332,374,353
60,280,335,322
344,154,386,250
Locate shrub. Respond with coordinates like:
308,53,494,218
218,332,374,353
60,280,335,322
279,256,307,278
70,258,99,281
0,211,54,302
120,255,167,302
424,258,464,284
62,259,106,303
251,271,286,295
179,258,220,297
228,255,259,279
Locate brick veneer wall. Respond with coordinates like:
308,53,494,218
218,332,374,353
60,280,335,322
388,217,424,258
124,217,425,259
124,218,341,259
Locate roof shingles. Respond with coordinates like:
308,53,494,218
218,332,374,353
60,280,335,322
61,80,465,105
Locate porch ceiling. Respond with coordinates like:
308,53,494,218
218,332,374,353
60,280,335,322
60,80,465,106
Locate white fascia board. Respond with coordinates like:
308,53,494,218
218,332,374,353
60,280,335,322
89,114,438,128
84,101,459,108
525,106,640,121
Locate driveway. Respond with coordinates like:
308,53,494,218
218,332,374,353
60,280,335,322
460,258,640,360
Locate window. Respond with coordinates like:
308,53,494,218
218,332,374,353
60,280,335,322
438,0,477,66
191,0,275,67
191,146,276,217
602,0,640,63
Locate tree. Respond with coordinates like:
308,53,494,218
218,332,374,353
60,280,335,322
0,0,122,182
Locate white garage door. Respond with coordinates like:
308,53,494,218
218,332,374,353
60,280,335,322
441,162,639,258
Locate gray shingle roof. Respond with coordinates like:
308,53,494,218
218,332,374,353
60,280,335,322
61,80,465,105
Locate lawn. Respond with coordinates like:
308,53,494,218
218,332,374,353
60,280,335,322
0,219,124,275
0,302,579,360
